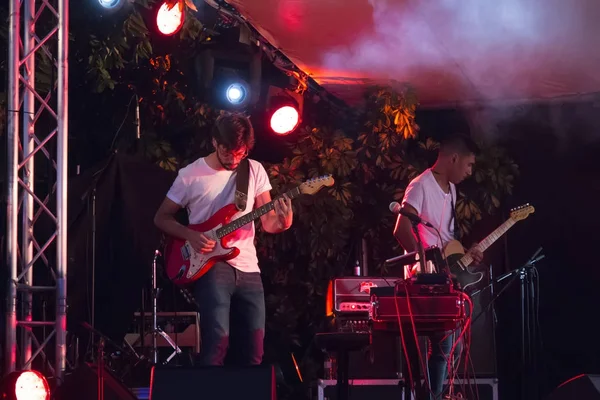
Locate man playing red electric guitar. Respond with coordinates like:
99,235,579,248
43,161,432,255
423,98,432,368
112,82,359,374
154,113,293,366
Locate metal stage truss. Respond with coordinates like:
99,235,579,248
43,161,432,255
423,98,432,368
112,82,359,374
6,0,69,384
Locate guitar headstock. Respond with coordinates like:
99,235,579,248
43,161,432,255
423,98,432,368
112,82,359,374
509,203,535,221
299,175,335,195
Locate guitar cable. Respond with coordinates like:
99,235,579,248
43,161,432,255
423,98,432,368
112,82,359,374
405,283,437,399
439,292,473,399
393,279,437,399
428,224,477,397
393,280,417,399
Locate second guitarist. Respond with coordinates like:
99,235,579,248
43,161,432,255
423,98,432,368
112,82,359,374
153,114,293,367
393,133,483,400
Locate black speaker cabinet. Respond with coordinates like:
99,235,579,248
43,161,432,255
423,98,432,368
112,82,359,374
547,374,600,400
150,364,277,400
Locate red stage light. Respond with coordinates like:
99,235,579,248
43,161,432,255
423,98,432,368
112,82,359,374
270,106,300,135
0,370,50,400
156,2,184,36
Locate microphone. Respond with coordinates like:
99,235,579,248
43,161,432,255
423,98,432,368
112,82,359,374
135,95,141,139
389,201,433,228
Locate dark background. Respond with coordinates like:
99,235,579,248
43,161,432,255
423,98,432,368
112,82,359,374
498,101,600,399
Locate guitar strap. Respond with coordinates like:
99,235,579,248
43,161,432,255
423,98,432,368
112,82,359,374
234,158,250,212
450,187,461,240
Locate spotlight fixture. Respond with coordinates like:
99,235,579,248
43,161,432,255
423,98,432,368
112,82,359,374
265,86,303,136
0,370,51,400
193,45,262,112
156,1,185,36
270,105,300,135
224,81,251,108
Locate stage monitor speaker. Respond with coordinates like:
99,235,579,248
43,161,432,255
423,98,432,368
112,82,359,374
150,364,277,400
547,374,600,400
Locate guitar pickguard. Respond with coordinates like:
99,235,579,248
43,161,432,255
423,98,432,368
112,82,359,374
183,226,236,279
180,243,191,261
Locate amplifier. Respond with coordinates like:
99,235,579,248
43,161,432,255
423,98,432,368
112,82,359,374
326,277,401,317
370,288,464,333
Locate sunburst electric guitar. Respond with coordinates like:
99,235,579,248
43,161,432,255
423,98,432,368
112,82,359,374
444,204,535,293
164,175,335,286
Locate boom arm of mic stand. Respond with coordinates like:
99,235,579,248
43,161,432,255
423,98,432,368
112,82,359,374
384,250,418,266
470,266,522,297
470,248,545,327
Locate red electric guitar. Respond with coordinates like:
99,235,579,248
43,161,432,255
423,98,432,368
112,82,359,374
164,175,335,285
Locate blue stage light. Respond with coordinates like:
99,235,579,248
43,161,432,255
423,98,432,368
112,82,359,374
97,0,123,9
225,82,249,106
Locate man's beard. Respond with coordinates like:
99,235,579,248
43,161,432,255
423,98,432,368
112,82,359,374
216,152,237,171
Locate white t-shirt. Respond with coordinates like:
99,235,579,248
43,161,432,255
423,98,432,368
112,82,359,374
166,157,272,273
400,168,457,274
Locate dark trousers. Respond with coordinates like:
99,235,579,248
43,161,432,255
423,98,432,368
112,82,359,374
193,261,265,366
427,329,463,399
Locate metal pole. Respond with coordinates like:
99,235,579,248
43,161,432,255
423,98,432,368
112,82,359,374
6,0,21,376
152,250,161,364
22,0,36,370
361,237,369,276
56,0,70,383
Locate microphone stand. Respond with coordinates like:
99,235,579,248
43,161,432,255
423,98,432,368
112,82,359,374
411,220,427,275
468,247,545,399
151,249,161,365
79,152,116,361
144,248,183,365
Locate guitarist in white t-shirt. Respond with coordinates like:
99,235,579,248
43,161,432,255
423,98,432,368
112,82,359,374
154,114,293,366
393,134,483,399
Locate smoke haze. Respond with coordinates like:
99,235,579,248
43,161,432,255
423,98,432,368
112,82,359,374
321,0,596,103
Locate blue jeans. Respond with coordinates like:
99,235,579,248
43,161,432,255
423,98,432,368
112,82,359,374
193,261,265,366
427,329,463,399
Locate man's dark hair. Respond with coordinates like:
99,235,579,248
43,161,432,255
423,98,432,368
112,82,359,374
439,133,480,156
211,113,255,151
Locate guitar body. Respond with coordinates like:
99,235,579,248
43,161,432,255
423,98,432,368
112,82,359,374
164,203,241,286
444,239,485,294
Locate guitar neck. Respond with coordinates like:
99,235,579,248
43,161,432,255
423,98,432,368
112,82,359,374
460,218,516,266
216,186,301,238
